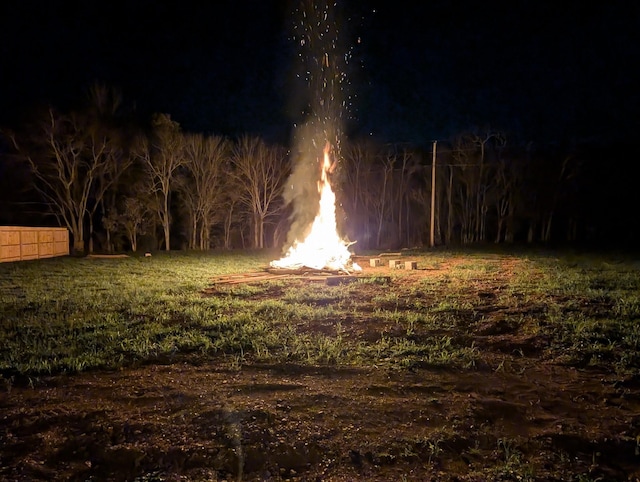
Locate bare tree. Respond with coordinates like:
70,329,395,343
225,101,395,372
101,211,120,252
468,131,503,242
541,154,577,243
119,197,148,252
372,150,394,248
178,133,230,249
340,141,425,249
137,114,185,251
392,146,421,247
449,131,504,244
6,83,134,255
490,141,525,244
102,196,148,252
231,135,289,248
340,139,380,249
444,151,456,245
84,84,134,253
8,108,107,254
449,136,472,244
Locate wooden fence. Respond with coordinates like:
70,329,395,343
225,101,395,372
0,226,69,263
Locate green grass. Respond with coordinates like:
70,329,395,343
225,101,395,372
1,248,639,378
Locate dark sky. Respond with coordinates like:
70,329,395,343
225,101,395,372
1,0,638,147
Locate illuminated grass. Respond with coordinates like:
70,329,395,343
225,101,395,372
1,248,639,377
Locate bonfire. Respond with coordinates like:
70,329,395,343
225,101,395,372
270,143,361,273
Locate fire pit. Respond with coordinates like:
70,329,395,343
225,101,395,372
206,256,394,290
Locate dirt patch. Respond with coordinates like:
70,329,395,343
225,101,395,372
1,256,639,481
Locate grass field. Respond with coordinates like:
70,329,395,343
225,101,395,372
2,248,639,378
1,248,639,480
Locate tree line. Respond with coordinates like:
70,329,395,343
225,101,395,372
336,133,584,250
2,84,596,254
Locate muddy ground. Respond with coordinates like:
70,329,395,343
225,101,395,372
1,257,639,481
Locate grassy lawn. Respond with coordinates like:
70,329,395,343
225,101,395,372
2,248,639,379
0,250,274,376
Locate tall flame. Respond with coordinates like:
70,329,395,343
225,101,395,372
271,143,360,272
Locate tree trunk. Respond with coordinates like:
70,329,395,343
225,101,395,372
73,235,85,255
89,216,95,254
256,213,265,249
446,166,454,245
162,193,171,251
190,216,197,250
495,218,504,243
71,216,85,255
106,228,112,253
543,213,553,243
224,207,234,250
199,221,206,250
163,221,171,250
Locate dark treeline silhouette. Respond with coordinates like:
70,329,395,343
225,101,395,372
1,84,636,254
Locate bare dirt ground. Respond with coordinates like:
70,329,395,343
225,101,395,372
1,256,640,481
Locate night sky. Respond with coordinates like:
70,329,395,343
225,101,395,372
1,0,638,148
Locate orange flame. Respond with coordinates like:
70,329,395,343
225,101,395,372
271,143,360,272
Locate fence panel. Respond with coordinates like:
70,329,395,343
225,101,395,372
0,226,69,262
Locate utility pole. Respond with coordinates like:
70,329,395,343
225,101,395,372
430,140,437,248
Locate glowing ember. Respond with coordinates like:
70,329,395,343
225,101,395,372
271,143,360,272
